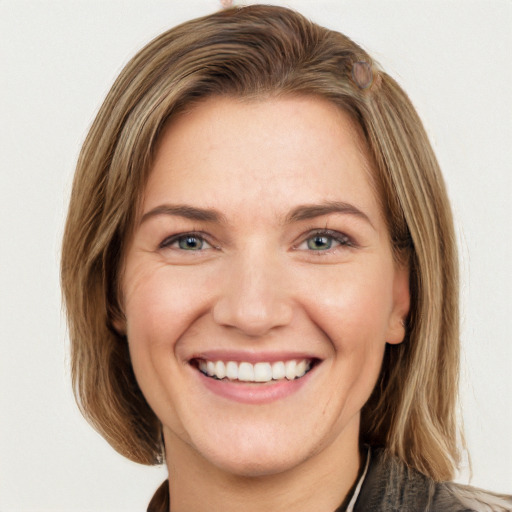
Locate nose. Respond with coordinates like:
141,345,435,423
212,250,293,337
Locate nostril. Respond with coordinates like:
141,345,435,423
212,296,293,337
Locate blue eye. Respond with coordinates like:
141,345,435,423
307,235,334,251
297,230,353,252
177,235,204,250
160,233,212,251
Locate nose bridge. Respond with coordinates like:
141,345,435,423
212,241,293,336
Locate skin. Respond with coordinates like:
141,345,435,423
118,96,410,511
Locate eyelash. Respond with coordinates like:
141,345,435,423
294,229,355,253
158,229,355,253
159,232,215,251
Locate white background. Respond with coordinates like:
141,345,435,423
1,1,511,510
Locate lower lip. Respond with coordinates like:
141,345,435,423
195,367,315,404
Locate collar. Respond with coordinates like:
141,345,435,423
345,445,371,512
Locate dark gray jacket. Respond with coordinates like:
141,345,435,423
347,448,511,511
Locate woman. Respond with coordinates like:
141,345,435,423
61,5,511,511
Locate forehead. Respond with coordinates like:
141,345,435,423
143,95,381,225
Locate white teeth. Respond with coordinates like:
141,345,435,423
206,361,215,377
197,359,312,382
215,360,226,379
254,362,273,382
226,361,238,380
238,362,254,382
296,360,307,378
285,360,297,380
272,361,286,380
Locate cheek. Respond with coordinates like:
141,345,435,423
302,264,395,346
298,265,393,402
125,265,207,338
122,264,215,383
122,265,214,424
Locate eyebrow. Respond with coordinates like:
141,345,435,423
140,204,226,225
285,201,374,227
139,200,373,228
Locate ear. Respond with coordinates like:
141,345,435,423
110,276,127,336
111,315,127,336
386,262,410,345
110,305,127,337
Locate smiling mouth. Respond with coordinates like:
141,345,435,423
192,359,316,383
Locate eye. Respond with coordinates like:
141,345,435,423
307,234,335,251
159,233,213,251
177,235,206,250
296,230,354,252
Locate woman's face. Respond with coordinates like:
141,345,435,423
120,96,409,477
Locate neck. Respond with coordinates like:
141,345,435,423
164,420,361,512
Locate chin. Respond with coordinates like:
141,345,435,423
204,445,312,479
186,418,336,480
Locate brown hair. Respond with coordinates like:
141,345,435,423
61,5,460,479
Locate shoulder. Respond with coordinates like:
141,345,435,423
353,448,512,512
439,482,512,512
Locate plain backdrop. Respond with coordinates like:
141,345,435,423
1,1,511,510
